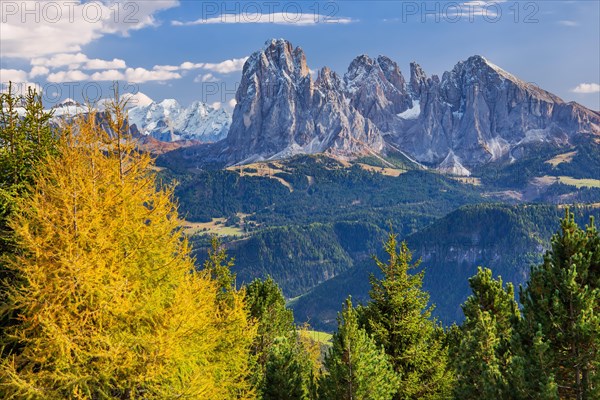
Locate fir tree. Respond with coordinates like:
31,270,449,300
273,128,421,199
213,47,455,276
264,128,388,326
319,298,398,400
262,335,316,400
0,83,56,258
245,277,319,399
518,209,599,399
452,267,521,399
0,83,57,355
245,277,296,393
360,233,454,400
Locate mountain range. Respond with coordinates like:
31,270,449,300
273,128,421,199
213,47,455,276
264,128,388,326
24,38,600,330
35,38,599,178
41,94,231,144
152,39,600,330
160,39,599,176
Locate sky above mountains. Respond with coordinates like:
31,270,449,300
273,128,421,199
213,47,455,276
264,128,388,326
1,0,598,110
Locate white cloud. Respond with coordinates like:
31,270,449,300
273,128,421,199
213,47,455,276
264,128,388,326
172,12,355,26
558,20,579,27
202,58,249,74
228,98,238,109
32,53,89,69
31,53,126,70
53,67,182,83
180,62,203,70
153,65,180,72
0,69,29,83
1,1,179,59
571,83,600,94
124,68,181,83
180,57,248,74
29,66,49,78
90,70,125,81
194,73,218,83
210,101,222,110
47,70,90,82
85,58,127,70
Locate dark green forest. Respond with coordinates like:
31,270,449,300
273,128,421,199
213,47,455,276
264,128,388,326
167,156,600,330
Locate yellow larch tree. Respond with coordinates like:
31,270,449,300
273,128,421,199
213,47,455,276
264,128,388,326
0,97,256,399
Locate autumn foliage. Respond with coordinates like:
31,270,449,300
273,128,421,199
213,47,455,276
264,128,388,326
0,98,255,399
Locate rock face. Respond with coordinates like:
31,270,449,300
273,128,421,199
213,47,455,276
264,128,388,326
162,39,600,173
127,99,230,142
344,55,412,132
225,39,382,164
390,56,600,173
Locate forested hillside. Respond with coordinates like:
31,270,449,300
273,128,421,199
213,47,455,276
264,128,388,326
1,87,598,399
290,204,600,329
168,156,600,330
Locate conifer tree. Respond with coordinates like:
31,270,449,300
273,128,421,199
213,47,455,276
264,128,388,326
297,323,324,398
319,298,398,400
360,233,453,400
0,84,56,256
201,235,257,399
262,335,316,400
204,235,237,306
1,83,57,354
245,277,296,392
452,267,521,399
0,99,255,399
518,209,599,399
245,277,319,398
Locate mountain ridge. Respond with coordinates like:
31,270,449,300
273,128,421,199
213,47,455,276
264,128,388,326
159,39,599,175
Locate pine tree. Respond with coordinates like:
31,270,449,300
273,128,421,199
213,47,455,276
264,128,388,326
245,277,296,393
245,277,322,398
0,100,255,399
518,209,599,399
1,83,57,355
0,83,56,256
319,298,398,400
262,335,316,400
360,233,454,400
452,267,521,399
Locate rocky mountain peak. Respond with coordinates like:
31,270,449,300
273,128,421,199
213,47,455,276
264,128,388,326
393,54,600,171
344,54,412,130
160,41,599,172
377,55,407,91
126,99,230,142
222,39,385,164
409,62,428,98
316,67,342,91
259,38,310,78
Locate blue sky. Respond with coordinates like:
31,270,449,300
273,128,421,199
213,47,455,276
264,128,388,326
1,0,599,110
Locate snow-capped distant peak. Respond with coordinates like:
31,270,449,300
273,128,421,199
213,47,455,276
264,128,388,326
121,92,153,108
56,98,79,107
126,98,231,143
159,98,180,107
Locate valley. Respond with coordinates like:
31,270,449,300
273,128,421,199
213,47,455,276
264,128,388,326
162,153,600,330
146,39,600,331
